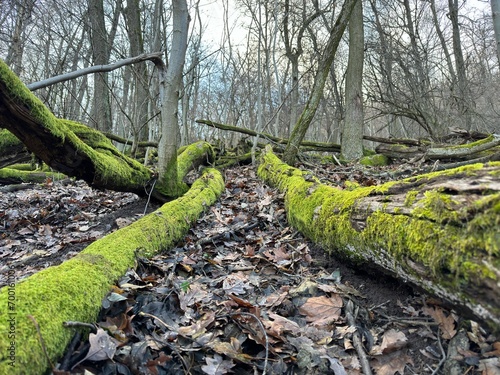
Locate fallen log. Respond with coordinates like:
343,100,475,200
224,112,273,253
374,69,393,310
0,168,225,374
0,129,30,168
376,134,500,162
257,146,500,330
196,119,341,153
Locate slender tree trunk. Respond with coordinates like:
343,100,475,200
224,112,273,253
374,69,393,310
341,0,364,161
157,0,189,196
283,0,358,165
88,0,114,132
124,0,150,155
448,0,472,130
491,0,500,67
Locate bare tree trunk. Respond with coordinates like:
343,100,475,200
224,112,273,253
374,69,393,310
448,0,472,130
491,0,500,66
157,0,189,197
124,0,150,155
283,0,358,165
88,0,115,132
341,0,364,161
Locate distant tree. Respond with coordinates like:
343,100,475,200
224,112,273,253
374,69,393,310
283,0,358,165
491,0,500,66
341,0,364,161
123,0,150,155
4,0,35,76
88,0,120,132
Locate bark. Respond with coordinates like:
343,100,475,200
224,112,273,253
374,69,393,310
258,147,500,330
88,0,115,132
283,0,358,165
341,0,364,161
157,0,189,197
0,168,224,374
448,0,472,130
124,0,150,154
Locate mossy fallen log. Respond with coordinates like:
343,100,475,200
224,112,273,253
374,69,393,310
0,167,66,184
376,134,500,162
257,146,500,330
0,129,30,168
0,168,224,374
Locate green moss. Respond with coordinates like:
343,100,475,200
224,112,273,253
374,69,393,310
0,129,21,149
404,191,419,207
0,167,66,183
0,61,152,192
359,154,389,166
0,60,66,143
0,168,225,374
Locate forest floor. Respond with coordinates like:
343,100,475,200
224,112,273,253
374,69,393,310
1,161,499,375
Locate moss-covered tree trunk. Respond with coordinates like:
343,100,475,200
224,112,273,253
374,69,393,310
258,146,500,330
0,60,214,201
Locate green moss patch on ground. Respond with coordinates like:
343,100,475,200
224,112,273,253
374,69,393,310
0,168,224,374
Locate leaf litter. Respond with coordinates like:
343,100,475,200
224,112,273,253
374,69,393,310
2,165,499,374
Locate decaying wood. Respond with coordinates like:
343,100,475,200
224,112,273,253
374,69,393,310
376,134,500,162
0,129,31,168
258,146,500,330
196,119,341,152
198,119,500,164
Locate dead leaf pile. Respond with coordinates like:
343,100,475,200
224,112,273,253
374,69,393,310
0,179,143,286
55,166,499,375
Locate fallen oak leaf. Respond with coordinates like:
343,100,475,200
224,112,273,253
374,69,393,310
299,295,343,327
423,306,457,340
370,329,408,355
371,350,414,375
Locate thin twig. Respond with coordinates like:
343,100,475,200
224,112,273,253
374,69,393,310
345,300,373,375
431,329,446,375
138,312,191,374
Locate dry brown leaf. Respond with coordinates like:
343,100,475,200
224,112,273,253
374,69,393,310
371,350,414,375
370,329,408,355
478,358,500,375
299,295,343,327
423,306,457,339
265,311,301,338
